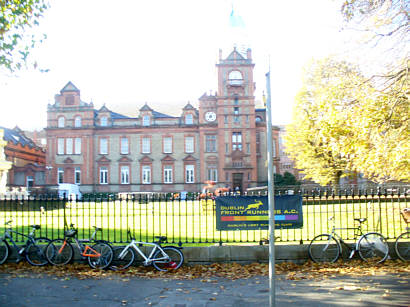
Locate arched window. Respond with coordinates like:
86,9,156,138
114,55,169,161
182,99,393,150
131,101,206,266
143,115,150,126
255,116,262,123
74,116,82,127
57,117,65,128
185,114,193,125
228,70,243,86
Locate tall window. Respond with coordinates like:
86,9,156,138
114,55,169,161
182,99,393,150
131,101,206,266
232,132,242,151
100,138,108,154
121,166,130,184
205,135,216,152
57,138,64,155
58,168,64,184
66,138,73,155
164,165,173,184
120,137,129,154
234,107,239,115
142,166,151,184
142,115,150,126
185,165,194,183
185,114,193,125
163,137,172,153
75,138,82,154
224,115,228,124
185,136,194,153
228,70,243,86
58,117,65,128
142,137,150,154
74,116,81,127
207,167,218,182
100,117,108,126
246,143,250,154
26,176,34,188
75,167,81,184
99,167,108,184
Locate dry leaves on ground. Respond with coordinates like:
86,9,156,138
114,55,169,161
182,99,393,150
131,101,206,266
0,260,408,281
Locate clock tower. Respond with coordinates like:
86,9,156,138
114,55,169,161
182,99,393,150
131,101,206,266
199,47,257,192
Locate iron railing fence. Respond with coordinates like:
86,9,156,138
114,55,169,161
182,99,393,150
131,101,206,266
0,188,408,245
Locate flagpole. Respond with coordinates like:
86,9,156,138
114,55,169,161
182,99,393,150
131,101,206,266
265,65,276,307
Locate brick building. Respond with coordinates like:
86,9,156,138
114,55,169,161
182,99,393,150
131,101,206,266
0,126,46,189
45,48,280,193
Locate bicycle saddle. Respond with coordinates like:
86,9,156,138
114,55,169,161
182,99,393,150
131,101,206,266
354,218,367,223
65,229,78,237
31,225,41,230
155,236,167,243
93,226,102,232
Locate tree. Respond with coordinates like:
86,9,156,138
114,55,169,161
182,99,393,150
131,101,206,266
0,0,49,72
285,57,409,185
282,172,299,186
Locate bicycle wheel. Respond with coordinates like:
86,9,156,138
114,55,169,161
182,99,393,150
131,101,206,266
358,232,389,263
26,237,51,266
0,239,9,265
110,246,135,271
87,242,113,269
395,231,410,262
46,239,74,265
152,246,184,271
308,234,341,263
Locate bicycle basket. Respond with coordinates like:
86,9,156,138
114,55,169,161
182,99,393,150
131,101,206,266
65,229,78,237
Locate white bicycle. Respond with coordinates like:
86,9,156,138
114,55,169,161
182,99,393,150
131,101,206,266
110,230,184,272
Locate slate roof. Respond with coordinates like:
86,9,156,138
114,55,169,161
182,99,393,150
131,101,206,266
152,110,175,118
0,126,39,149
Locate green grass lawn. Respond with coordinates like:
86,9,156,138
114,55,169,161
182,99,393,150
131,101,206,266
0,196,408,245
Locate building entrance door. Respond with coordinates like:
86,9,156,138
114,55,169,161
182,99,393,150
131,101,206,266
232,173,243,193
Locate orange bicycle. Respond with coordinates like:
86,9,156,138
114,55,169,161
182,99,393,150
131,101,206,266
45,224,113,269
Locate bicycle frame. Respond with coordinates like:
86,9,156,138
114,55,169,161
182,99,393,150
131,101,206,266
63,237,102,258
118,240,169,266
328,224,366,258
1,227,38,256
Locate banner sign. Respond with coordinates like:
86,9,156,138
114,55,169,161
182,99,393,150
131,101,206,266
215,195,303,230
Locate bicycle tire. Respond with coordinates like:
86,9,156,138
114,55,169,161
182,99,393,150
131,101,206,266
152,246,184,271
46,239,74,265
394,231,410,262
26,237,51,266
358,232,389,263
87,242,113,269
308,234,341,263
0,239,9,265
110,246,135,271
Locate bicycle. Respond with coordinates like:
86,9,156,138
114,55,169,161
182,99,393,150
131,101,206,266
110,230,184,272
0,220,50,266
394,208,409,262
45,224,113,269
308,217,389,263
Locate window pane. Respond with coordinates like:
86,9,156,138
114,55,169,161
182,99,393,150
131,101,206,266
75,167,81,184
100,138,108,154
185,137,194,153
121,166,129,184
58,168,64,184
58,117,65,128
185,165,194,183
121,137,129,154
57,138,64,155
164,166,172,183
100,167,108,184
100,117,107,126
142,166,151,184
164,137,172,153
75,138,81,154
206,135,216,152
143,115,150,126
185,114,193,125
66,138,73,155
74,116,81,127
142,137,150,153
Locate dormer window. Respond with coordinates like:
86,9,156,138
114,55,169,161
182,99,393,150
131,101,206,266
228,70,243,86
185,114,193,125
58,117,65,128
143,115,150,126
100,117,108,126
74,116,82,127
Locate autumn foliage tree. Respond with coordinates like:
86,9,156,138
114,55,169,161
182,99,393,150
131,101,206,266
0,0,49,72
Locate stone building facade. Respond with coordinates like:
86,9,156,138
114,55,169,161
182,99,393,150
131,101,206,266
45,48,280,193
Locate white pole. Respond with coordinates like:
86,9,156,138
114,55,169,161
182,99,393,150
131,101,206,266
265,69,276,307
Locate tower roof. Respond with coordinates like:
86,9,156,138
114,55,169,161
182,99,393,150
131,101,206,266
60,81,80,93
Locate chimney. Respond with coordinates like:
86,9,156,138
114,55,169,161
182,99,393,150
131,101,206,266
247,48,252,60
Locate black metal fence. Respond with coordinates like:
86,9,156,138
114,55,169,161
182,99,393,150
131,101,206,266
0,187,408,245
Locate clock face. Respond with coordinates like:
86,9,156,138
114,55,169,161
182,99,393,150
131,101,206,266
205,111,216,122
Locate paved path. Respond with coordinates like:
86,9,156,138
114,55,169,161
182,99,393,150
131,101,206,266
0,272,409,306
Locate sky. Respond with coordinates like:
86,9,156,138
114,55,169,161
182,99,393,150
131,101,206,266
0,0,349,131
